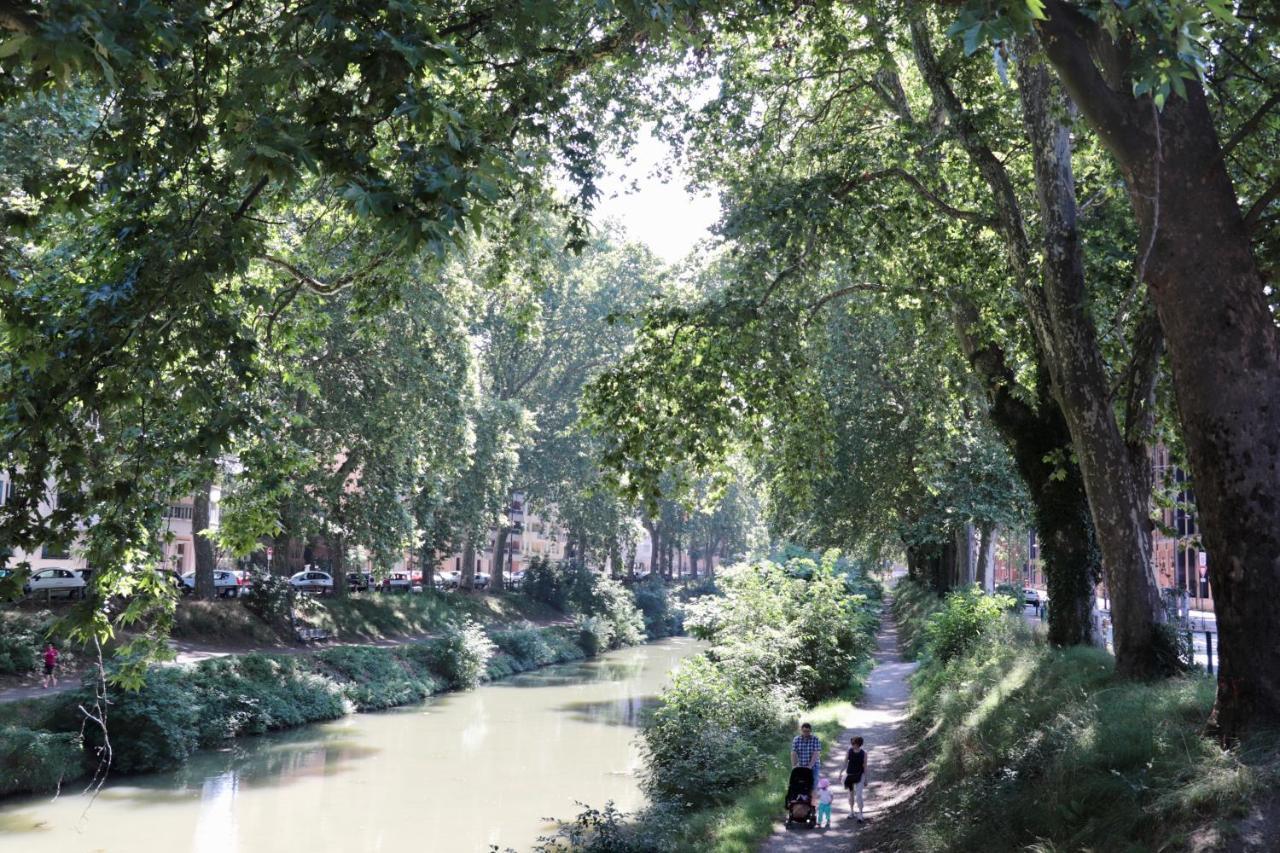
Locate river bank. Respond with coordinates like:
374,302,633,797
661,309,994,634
1,568,685,801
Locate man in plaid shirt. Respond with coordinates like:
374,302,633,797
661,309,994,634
791,722,822,789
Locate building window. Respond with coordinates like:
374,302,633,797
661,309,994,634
41,544,71,560
165,505,194,520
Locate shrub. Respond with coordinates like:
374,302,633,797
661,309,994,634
85,668,201,773
0,631,38,675
590,577,646,649
640,655,793,807
491,627,557,669
576,616,608,658
242,570,294,627
922,585,1015,664
315,645,438,711
521,557,570,611
633,578,681,639
703,553,879,704
188,654,348,743
424,620,493,689
0,726,84,796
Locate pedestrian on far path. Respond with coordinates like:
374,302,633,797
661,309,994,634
41,642,59,689
844,735,868,824
791,722,822,790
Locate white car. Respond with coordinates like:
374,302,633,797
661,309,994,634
289,570,333,594
181,570,249,598
1024,588,1046,607
380,572,413,593
24,568,87,599
441,570,489,590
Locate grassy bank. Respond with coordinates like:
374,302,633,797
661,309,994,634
876,579,1276,853
535,551,882,852
1,567,667,800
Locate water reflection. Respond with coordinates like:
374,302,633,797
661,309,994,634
0,638,703,853
558,695,660,727
193,771,238,853
497,657,647,689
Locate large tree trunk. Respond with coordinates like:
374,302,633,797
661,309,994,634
460,539,476,592
956,526,974,586
492,525,509,593
1014,46,1166,677
192,481,217,600
330,533,345,598
1036,1,1280,736
607,534,622,580
976,523,995,593
644,520,660,577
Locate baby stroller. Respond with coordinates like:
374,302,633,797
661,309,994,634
784,766,818,828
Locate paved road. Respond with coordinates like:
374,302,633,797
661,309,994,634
760,601,918,853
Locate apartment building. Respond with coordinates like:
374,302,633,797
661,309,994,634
0,474,221,575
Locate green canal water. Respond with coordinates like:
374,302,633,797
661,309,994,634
0,637,703,852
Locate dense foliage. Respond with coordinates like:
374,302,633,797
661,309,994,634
0,725,83,797
520,557,648,647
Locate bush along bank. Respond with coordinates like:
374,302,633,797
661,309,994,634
535,550,882,853
0,570,669,800
878,579,1276,853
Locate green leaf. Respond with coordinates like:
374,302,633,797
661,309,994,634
0,34,28,58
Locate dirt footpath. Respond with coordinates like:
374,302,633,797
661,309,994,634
759,601,918,853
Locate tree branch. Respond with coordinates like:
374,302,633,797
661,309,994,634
1244,175,1280,233
805,282,912,325
838,168,998,227
1033,0,1144,167
232,176,270,220
258,252,392,296
1218,92,1280,163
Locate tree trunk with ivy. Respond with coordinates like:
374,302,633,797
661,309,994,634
1015,47,1167,677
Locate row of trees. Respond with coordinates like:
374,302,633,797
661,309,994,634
0,0,1274,736
586,1,1277,742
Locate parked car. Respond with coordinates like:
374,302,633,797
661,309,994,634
154,569,185,591
1024,588,1044,607
347,572,373,592
473,572,490,590
289,570,334,594
380,572,413,593
24,567,87,599
181,570,248,598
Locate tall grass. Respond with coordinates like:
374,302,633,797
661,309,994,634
894,578,1271,852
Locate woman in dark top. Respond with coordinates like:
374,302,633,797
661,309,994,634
844,735,867,823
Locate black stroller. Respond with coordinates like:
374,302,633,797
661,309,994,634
784,766,818,828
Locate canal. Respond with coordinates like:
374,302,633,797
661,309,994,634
0,637,703,852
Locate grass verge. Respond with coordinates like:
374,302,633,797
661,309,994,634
881,579,1278,853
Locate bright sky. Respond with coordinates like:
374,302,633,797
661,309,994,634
592,126,720,264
